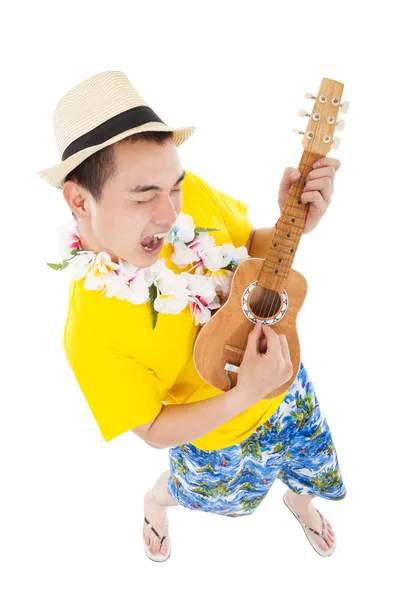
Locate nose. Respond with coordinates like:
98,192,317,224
153,194,180,229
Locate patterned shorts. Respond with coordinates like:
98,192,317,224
167,362,347,517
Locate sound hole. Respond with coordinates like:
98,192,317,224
248,287,282,319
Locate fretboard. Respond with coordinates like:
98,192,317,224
257,150,322,292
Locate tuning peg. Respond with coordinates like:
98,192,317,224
336,119,345,131
293,128,305,135
332,137,341,149
341,101,350,113
298,108,310,117
304,92,316,99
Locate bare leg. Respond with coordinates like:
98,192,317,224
143,469,179,556
284,488,335,552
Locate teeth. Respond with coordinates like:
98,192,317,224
154,232,167,239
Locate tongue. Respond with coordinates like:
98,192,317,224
141,235,155,247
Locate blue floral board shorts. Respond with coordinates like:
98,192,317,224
167,362,347,517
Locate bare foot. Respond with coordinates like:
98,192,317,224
284,490,335,552
143,489,169,556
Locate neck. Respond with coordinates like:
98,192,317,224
76,221,120,263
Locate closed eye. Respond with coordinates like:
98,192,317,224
136,188,182,203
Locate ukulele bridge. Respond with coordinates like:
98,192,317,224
224,363,240,373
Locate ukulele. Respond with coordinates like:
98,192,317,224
193,77,349,399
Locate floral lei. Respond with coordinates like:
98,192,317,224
47,211,250,329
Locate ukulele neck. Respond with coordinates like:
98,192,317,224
257,150,322,293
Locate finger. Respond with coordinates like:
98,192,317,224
301,191,328,212
246,322,260,357
279,167,301,193
306,166,335,182
302,178,332,204
262,324,280,353
313,157,341,171
279,333,291,364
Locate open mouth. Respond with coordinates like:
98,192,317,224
140,233,166,255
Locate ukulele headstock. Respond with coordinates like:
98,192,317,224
294,77,349,155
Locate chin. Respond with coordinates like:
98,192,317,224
123,252,160,268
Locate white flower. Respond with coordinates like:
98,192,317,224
83,251,120,291
166,212,195,245
219,243,250,265
102,272,131,300
68,251,96,279
154,272,191,314
126,268,151,304
181,273,221,325
170,240,199,268
143,259,170,287
209,268,234,296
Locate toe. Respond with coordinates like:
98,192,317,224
317,536,329,551
143,528,151,546
327,525,335,538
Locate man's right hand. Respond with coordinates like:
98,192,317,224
236,321,293,405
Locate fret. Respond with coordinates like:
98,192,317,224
274,230,302,242
259,270,287,281
286,200,306,209
270,239,298,251
261,263,291,277
276,220,304,232
269,247,297,258
264,256,292,269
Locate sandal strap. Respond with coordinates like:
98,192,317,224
144,517,167,546
302,510,327,541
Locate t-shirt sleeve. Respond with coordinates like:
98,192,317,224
65,347,163,442
187,172,253,248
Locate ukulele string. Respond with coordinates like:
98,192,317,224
253,168,310,331
238,180,307,357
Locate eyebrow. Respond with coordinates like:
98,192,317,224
126,170,186,194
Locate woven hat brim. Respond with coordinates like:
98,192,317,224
38,123,196,190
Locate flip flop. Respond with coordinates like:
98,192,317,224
283,493,337,557
143,489,171,562
143,518,171,562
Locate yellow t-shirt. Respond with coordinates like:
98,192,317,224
62,170,287,450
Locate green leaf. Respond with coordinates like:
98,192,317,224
223,263,235,272
46,260,69,271
194,227,220,233
149,284,159,329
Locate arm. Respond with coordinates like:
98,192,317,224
146,226,276,450
146,387,251,449
246,225,275,258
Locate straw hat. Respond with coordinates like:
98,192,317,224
38,70,196,189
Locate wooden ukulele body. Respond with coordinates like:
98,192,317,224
193,258,308,399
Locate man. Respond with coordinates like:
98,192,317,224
39,70,345,563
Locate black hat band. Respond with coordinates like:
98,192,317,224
62,105,165,161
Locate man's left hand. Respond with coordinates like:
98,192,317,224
278,157,341,234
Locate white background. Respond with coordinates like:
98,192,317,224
1,0,398,597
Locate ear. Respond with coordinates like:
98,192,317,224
62,180,91,219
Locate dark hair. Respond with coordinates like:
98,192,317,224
65,130,174,217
